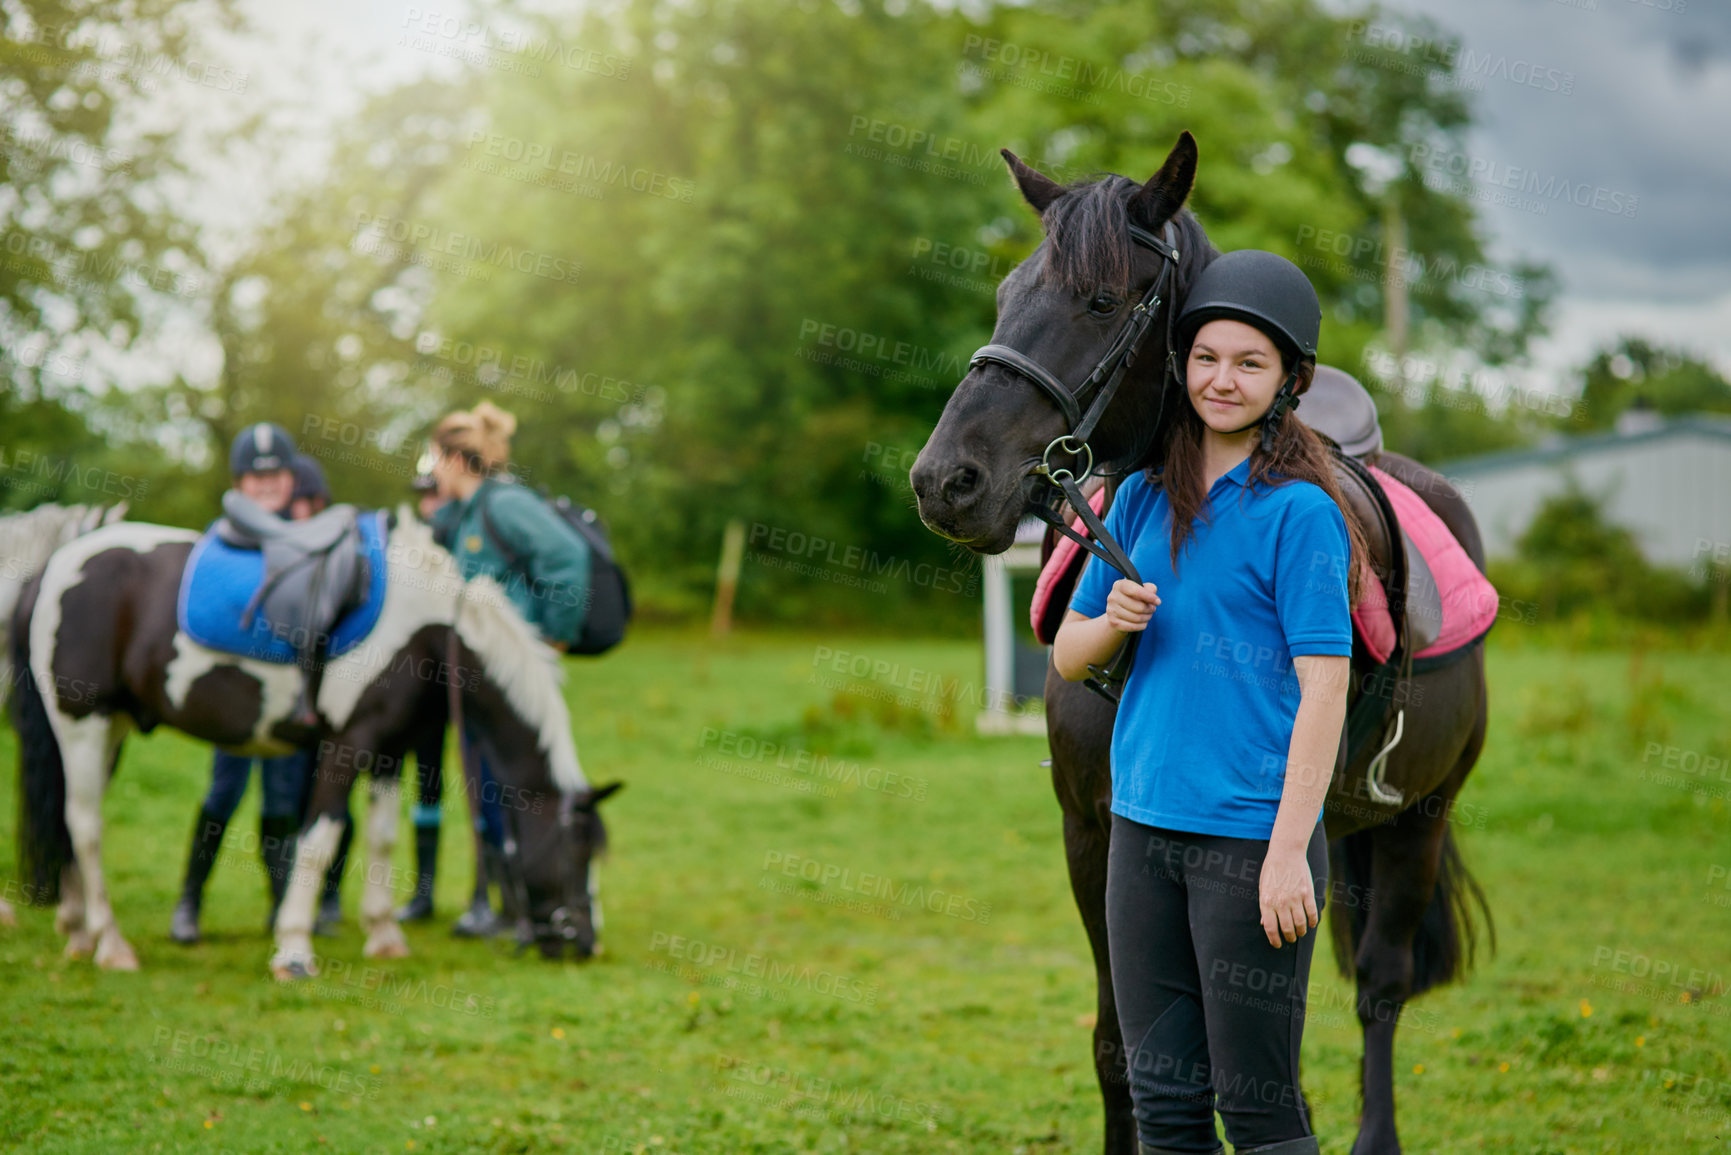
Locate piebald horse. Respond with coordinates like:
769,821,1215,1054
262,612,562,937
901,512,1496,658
911,135,1490,1154
10,510,618,977
0,502,127,929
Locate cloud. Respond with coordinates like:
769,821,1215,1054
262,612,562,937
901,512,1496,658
1363,0,1731,374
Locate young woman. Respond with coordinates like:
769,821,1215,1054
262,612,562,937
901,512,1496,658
171,429,326,945
1054,251,1366,1155
421,401,592,937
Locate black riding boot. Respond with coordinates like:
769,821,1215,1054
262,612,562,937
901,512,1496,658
260,815,300,933
1234,1139,1318,1155
451,840,504,939
170,807,229,944
396,824,440,922
1139,1145,1223,1155
314,820,352,937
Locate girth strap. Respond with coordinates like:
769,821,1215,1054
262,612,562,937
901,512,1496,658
1330,449,1416,797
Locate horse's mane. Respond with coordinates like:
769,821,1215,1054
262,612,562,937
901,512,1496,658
387,509,586,795
0,503,126,707
0,503,127,577
1041,173,1216,301
1037,175,1217,469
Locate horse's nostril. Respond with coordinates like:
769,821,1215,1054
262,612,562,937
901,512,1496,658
945,465,981,499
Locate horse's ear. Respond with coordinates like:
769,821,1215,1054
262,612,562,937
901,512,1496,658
1001,148,1065,215
586,781,624,805
1127,131,1198,231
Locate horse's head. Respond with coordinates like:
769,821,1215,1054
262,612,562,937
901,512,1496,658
508,781,623,959
440,567,622,959
911,132,1209,553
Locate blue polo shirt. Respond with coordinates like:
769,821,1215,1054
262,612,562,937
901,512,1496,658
1068,458,1353,839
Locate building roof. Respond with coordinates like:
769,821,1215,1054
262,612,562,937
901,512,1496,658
1438,414,1731,477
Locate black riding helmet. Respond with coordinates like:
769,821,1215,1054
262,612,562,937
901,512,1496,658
1173,250,1321,449
229,422,297,477
290,452,331,505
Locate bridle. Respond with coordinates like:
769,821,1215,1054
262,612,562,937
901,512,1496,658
444,602,594,957
966,219,1183,703
500,788,596,957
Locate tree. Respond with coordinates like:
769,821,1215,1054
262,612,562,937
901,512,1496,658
1576,336,1731,431
1491,480,1707,622
0,0,238,514
0,0,234,395
4,0,1571,624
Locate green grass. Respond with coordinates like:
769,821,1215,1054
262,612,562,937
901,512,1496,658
1,629,1728,1153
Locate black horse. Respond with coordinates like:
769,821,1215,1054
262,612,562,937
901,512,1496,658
10,511,619,978
911,134,1490,1154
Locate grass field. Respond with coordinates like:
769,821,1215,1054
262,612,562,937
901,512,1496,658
1,628,1728,1153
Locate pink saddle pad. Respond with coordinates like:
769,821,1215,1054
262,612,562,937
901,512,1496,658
1351,466,1498,663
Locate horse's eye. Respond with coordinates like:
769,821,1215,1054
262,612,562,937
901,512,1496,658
1088,294,1120,317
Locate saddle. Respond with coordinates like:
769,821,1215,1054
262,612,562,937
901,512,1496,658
179,499,388,669
214,492,372,658
1331,467,1443,656
1300,366,1442,657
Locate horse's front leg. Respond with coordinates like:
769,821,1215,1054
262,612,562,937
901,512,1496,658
61,716,135,969
360,775,408,959
271,742,357,980
55,863,90,956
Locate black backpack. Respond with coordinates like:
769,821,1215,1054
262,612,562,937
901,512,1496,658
478,485,632,655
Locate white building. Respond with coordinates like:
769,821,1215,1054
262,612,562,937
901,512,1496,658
978,516,1049,735
1441,412,1731,568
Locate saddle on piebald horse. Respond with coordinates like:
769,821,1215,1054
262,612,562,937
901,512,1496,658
177,496,388,668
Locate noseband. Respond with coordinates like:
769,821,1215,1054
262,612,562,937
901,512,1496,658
966,220,1182,703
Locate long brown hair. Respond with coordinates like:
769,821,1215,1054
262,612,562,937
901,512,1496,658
1155,360,1369,606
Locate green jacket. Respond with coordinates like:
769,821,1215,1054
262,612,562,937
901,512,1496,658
431,477,592,645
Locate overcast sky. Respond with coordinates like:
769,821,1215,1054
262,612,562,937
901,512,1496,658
1356,0,1731,378
194,0,1729,394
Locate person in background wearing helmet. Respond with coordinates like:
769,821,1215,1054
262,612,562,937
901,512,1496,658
172,427,325,944
289,452,331,521
284,452,357,937
390,461,454,925
1053,251,1368,1155
423,401,591,938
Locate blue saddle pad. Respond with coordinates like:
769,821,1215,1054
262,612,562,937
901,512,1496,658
177,510,389,663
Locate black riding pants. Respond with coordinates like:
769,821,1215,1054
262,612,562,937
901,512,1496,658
1106,813,1328,1153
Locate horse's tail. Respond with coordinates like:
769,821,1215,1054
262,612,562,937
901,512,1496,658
1327,823,1494,995
12,585,71,906
1414,825,1495,993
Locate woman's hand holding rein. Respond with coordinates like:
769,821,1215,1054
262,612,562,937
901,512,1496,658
1052,579,1160,682
1105,579,1161,633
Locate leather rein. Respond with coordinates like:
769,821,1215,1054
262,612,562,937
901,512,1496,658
967,220,1183,704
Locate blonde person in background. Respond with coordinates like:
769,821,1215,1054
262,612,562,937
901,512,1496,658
419,401,592,937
